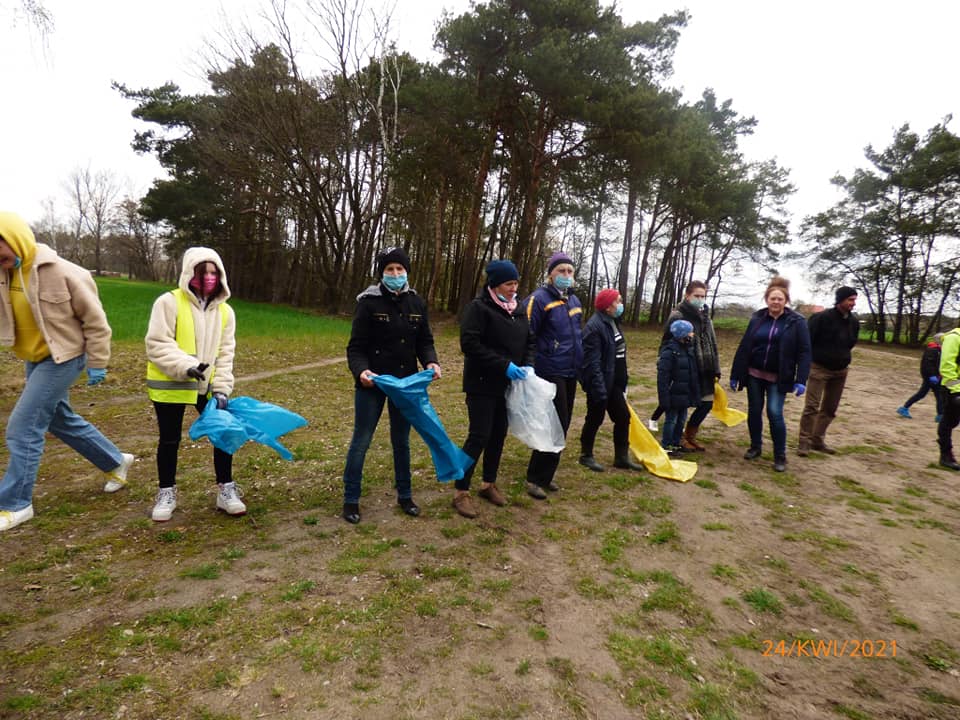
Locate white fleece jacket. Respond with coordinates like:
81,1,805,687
145,247,236,396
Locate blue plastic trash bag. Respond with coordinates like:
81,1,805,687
188,401,249,454
189,396,307,460
373,370,473,482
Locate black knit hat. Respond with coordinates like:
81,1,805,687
835,286,857,304
376,247,411,276
485,259,519,288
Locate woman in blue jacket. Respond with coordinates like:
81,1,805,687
729,277,811,472
522,251,583,498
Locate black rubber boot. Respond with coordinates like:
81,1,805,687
579,455,604,472
613,444,643,471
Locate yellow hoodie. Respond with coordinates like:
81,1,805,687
0,212,47,360
0,211,112,366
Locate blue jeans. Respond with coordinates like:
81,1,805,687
1,354,123,511
342,386,412,504
746,375,787,459
661,408,688,448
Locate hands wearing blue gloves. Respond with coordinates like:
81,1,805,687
794,383,806,396
729,378,740,392
212,392,229,410
506,362,527,381
930,376,940,385
87,368,107,385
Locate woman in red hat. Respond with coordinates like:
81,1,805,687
577,289,643,473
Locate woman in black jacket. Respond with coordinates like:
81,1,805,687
453,260,535,519
577,289,643,472
342,247,441,524
729,277,811,472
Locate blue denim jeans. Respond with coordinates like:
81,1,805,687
342,386,412,504
0,354,123,511
661,408,688,448
746,375,787,458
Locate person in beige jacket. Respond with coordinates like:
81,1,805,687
0,211,134,532
145,247,243,522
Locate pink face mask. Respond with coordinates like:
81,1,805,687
190,273,219,295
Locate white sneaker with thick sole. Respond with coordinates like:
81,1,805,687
152,487,178,522
647,419,659,432
216,482,246,515
0,505,34,532
104,453,135,493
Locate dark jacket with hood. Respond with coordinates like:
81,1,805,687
460,291,535,397
920,341,942,380
580,311,624,404
524,284,584,378
660,300,720,397
657,337,701,410
346,282,438,388
807,306,859,370
730,307,811,393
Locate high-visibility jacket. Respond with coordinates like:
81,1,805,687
146,289,228,403
940,328,960,396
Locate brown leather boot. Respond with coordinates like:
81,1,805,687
681,424,706,452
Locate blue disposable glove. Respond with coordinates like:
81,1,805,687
212,392,229,410
506,362,527,381
729,378,739,392
794,383,806,396
929,376,940,385
87,368,107,385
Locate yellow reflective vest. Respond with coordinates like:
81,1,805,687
146,289,228,403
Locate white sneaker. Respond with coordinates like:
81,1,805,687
0,505,34,532
152,487,178,522
104,453,135,493
216,482,246,516
647,419,659,432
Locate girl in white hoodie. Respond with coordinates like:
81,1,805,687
145,247,243,522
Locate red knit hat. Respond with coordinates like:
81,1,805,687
595,289,620,312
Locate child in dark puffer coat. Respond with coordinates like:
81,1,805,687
657,320,701,456
897,333,944,421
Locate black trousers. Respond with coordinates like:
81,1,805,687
526,376,577,487
154,397,232,488
937,391,960,455
456,393,509,491
579,391,630,457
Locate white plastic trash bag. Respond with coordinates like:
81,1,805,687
505,368,566,452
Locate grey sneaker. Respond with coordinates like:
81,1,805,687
526,482,547,500
216,482,246,515
152,487,178,522
104,453,135,493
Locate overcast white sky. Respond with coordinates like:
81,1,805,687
2,0,957,305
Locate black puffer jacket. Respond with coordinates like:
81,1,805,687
460,292,535,397
657,338,701,410
580,311,621,404
346,283,438,388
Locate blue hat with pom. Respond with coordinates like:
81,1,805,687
670,319,694,339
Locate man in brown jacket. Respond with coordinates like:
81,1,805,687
0,211,133,532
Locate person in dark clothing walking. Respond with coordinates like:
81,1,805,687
937,328,960,470
658,319,702,456
730,277,811,472
659,280,721,452
453,260,535,519
798,286,859,456
342,247,441,524
577,289,643,473
897,334,944,421
523,251,584,499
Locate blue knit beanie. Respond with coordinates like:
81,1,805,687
486,259,519,287
670,319,694,339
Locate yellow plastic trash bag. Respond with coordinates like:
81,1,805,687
628,403,697,482
711,381,748,427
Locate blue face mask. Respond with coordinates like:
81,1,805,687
497,293,515,303
689,298,706,310
12,256,21,269
382,273,407,292
554,275,573,291
613,303,624,318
